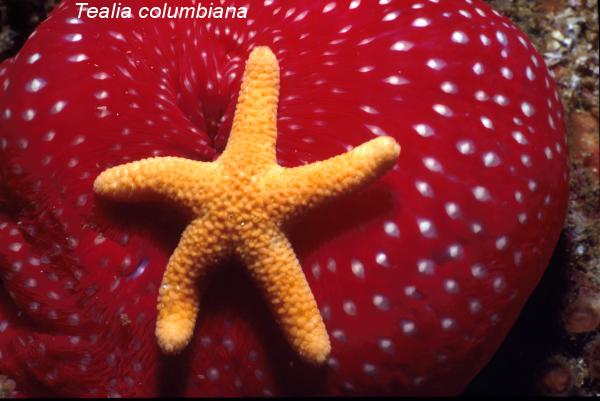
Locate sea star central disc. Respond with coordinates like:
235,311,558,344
93,46,401,364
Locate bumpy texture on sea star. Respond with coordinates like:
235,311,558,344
93,46,401,364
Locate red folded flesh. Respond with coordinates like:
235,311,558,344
0,0,568,396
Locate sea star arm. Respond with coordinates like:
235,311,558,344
239,225,331,364
218,47,280,172
265,136,400,222
93,157,215,211
156,218,227,353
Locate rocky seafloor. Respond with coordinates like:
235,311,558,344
0,0,598,397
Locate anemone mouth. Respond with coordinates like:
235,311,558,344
172,42,249,158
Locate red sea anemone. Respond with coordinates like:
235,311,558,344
0,0,568,396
